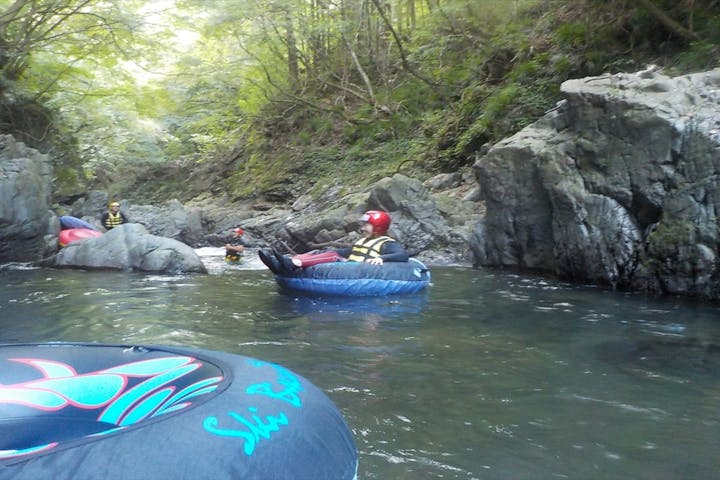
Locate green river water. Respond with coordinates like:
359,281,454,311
1,248,719,479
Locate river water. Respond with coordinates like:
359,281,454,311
1,248,718,479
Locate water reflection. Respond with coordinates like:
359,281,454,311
282,292,428,322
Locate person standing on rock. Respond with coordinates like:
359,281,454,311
101,201,127,230
259,210,409,274
224,227,246,264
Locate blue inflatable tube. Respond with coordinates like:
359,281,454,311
0,343,357,480
59,215,99,231
275,258,431,296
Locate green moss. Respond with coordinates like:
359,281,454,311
647,220,697,264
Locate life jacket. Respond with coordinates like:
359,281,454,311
225,250,243,263
105,212,124,229
347,236,393,262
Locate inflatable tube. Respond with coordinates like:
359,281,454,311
58,228,103,247
59,216,99,231
0,343,357,480
275,258,431,296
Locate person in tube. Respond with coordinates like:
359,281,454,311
258,210,409,274
225,228,246,263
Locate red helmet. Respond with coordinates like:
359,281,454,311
360,210,391,235
232,228,244,235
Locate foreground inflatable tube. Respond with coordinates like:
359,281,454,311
276,258,431,296
0,343,358,480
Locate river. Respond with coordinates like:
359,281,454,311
1,248,718,479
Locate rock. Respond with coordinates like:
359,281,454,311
48,223,206,274
367,174,453,250
472,68,720,298
69,195,207,247
124,199,205,246
291,195,314,211
259,173,471,263
462,186,481,202
425,172,462,191
0,135,57,262
184,197,274,248
69,190,109,230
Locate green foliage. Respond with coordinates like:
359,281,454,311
555,22,589,48
453,83,518,158
670,40,720,72
1,0,718,204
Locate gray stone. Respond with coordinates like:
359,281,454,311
462,186,481,202
471,68,720,299
425,172,462,191
125,199,205,246
0,135,57,262
70,195,207,247
49,223,206,274
254,173,471,263
70,190,109,226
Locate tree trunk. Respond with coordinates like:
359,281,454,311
636,0,698,41
285,11,300,91
408,0,416,30
370,0,438,87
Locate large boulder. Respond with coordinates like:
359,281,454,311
0,135,57,262
124,199,205,246
187,197,274,248
48,223,206,274
266,174,471,262
68,190,109,230
472,68,720,298
69,195,206,246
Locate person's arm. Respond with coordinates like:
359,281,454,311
120,212,129,223
379,241,409,262
100,213,109,229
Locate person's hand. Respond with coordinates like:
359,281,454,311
366,257,383,265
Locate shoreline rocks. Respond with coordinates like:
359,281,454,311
471,67,720,299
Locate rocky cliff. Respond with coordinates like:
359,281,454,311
471,68,720,299
0,135,57,262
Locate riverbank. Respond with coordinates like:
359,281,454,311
3,68,720,300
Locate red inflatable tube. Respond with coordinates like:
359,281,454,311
58,228,103,247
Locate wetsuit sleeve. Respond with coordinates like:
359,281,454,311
379,241,409,262
100,213,109,229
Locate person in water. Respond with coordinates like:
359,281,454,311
259,210,409,274
224,228,246,263
100,201,128,230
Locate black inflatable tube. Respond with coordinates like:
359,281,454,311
0,343,357,480
276,258,431,296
